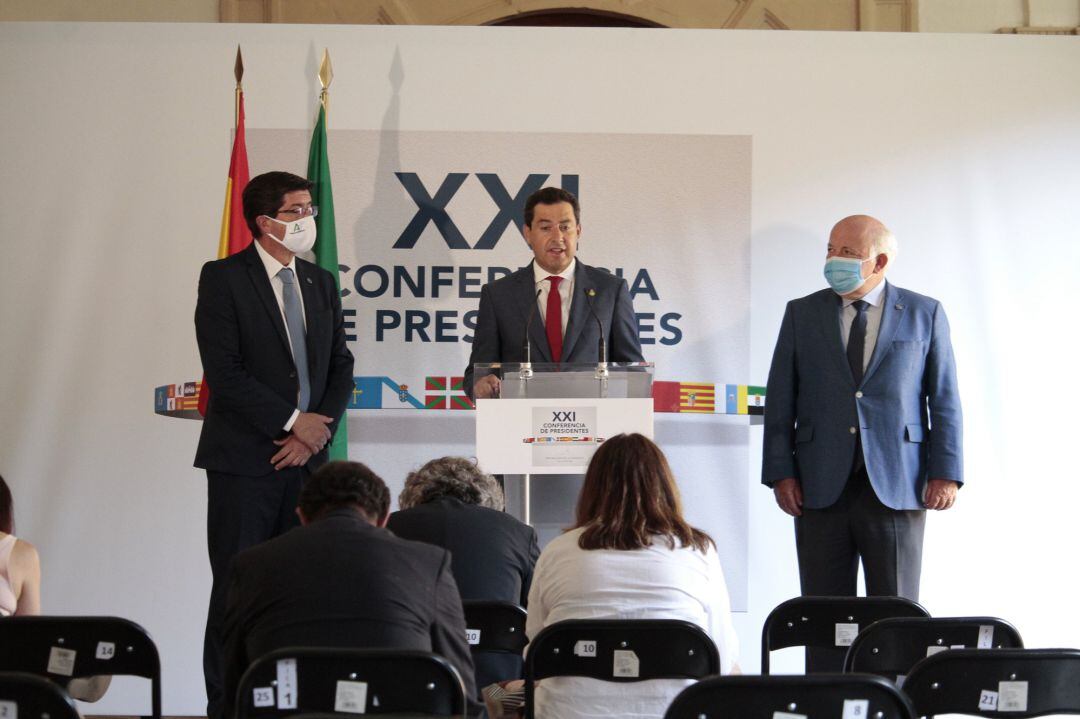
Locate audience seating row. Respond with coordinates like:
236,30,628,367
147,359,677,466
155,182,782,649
2,598,1079,719
666,648,1080,719
0,615,160,719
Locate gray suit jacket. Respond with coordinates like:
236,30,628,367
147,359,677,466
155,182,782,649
463,260,644,397
762,282,963,510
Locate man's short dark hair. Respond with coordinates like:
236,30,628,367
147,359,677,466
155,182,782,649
242,171,314,239
523,186,580,227
298,461,390,523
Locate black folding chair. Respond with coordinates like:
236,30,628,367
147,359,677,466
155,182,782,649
235,647,467,718
0,671,81,719
524,619,720,719
462,601,527,690
463,601,527,656
664,673,916,719
0,616,161,719
761,596,930,673
844,617,1023,679
903,648,1080,718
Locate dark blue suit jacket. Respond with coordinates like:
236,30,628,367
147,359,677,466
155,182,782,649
762,282,963,510
462,260,644,397
194,243,354,476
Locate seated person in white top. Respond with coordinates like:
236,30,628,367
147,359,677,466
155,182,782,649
0,474,110,702
525,434,740,719
0,473,40,617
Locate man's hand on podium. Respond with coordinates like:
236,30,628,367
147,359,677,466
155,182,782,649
474,375,502,399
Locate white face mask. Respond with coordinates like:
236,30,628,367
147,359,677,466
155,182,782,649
265,214,317,254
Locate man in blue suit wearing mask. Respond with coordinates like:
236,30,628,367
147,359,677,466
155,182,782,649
763,215,963,670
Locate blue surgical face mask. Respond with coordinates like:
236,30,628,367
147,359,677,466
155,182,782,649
824,256,875,295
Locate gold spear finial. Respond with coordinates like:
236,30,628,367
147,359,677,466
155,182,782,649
318,48,333,110
233,45,244,127
234,45,244,86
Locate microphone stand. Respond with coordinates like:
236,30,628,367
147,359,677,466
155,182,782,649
521,288,542,383
584,288,609,397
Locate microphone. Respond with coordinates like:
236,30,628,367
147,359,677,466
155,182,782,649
583,288,608,377
522,287,542,378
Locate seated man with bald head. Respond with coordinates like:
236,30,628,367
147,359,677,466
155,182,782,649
762,215,964,671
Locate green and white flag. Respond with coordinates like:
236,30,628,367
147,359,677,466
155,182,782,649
307,103,349,461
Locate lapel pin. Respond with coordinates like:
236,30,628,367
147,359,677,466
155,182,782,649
895,303,903,310
306,277,313,284
587,289,596,297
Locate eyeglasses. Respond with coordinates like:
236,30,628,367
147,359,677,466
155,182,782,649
827,245,871,260
276,205,319,219
535,221,577,237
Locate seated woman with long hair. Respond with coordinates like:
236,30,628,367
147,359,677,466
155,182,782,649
524,434,739,719
0,473,41,617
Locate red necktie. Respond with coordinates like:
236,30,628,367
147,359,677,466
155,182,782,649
545,276,563,363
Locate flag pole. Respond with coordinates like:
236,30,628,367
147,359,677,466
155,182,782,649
234,45,244,128
310,48,347,459
318,48,333,114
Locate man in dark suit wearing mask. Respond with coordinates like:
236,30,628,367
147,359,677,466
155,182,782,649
194,171,354,719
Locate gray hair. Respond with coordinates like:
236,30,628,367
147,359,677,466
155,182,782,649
872,226,899,266
398,457,505,511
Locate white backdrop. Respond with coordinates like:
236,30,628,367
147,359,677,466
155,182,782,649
243,125,751,602
1,21,1078,714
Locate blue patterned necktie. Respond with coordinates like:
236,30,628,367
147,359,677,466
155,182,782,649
278,267,311,411
847,300,869,385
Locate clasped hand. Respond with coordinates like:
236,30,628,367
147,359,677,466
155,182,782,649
270,412,333,470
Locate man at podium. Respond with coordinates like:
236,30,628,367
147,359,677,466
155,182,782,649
463,187,645,399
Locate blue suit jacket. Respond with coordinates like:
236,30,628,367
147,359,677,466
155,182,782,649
462,260,644,398
762,282,963,510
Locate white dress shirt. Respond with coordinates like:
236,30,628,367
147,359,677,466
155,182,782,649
839,279,887,373
253,240,306,430
525,527,740,719
533,258,575,337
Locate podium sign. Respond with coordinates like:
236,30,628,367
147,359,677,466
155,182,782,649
476,397,654,475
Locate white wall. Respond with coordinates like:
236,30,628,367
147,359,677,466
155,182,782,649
919,0,1080,31
1,22,1078,713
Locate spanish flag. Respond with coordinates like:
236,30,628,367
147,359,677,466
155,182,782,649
198,92,251,417
217,93,252,258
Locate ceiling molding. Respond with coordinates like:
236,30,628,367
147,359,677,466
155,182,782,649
763,7,790,29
